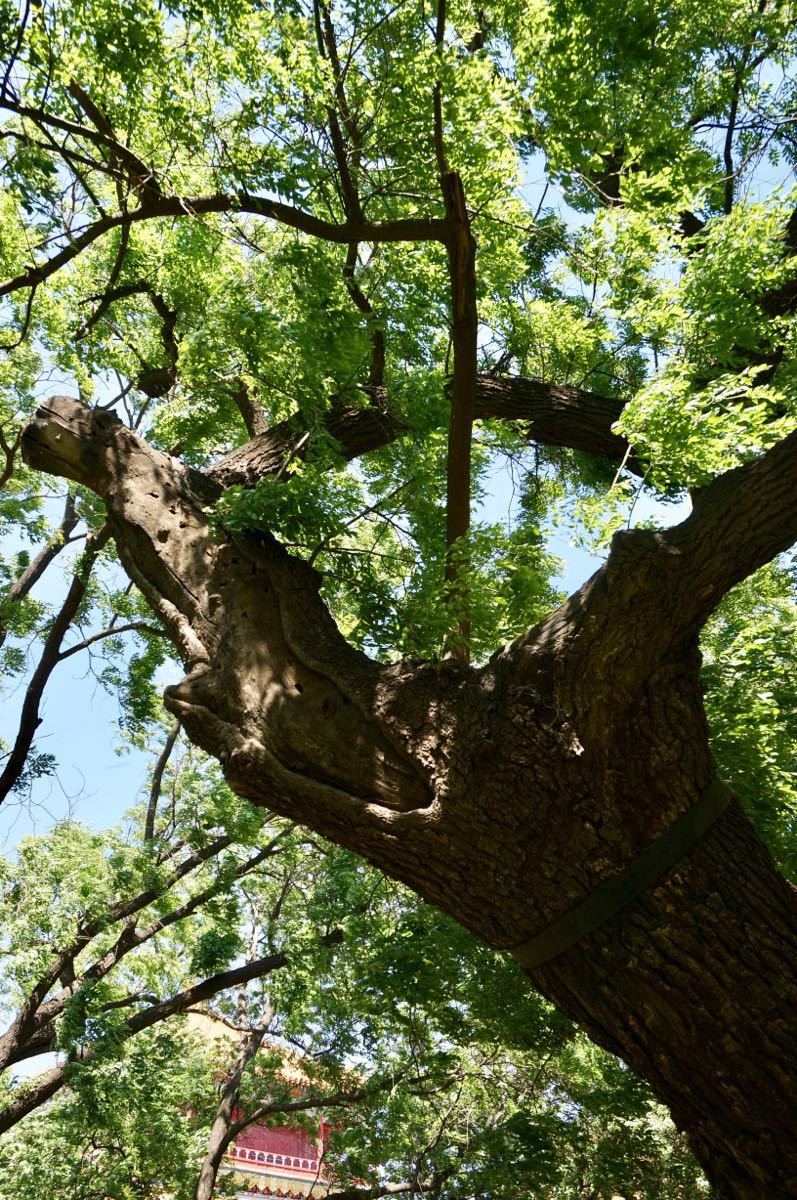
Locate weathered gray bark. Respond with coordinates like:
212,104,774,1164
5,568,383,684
21,394,797,1199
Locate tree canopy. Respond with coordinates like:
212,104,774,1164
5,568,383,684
1,1,797,1198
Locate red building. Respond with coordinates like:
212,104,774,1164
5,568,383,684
186,1015,339,1198
225,1116,334,1197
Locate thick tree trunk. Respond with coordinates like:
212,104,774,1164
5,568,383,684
21,396,797,1198
535,800,797,1197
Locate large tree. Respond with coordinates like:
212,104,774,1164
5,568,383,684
2,1,797,1195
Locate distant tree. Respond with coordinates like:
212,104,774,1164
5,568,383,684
0,742,705,1199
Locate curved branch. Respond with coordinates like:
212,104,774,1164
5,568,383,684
473,375,633,464
0,523,111,805
75,224,130,338
659,426,797,634
0,95,159,196
0,193,446,300
0,282,38,350
56,619,165,661
208,374,633,490
144,721,181,841
0,493,78,650
0,425,20,488
66,80,162,202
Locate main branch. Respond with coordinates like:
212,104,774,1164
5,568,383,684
21,395,797,1197
208,374,631,491
0,194,446,300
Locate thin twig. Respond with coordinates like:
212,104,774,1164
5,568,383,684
144,720,181,840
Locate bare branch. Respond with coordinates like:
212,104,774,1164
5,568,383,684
228,1068,397,1138
0,193,447,300
57,619,166,661
0,491,80,650
316,0,363,224
440,172,478,660
75,224,130,338
0,0,31,101
144,721,181,840
343,243,385,388
1,91,161,200
209,375,632,490
0,282,38,350
0,523,112,805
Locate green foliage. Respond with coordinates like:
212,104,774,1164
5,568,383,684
7,749,57,796
617,197,797,488
189,916,244,976
0,1029,213,1200
702,562,797,881
2,0,797,1196
0,771,704,1198
510,0,797,214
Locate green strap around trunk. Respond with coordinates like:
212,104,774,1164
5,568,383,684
510,774,733,971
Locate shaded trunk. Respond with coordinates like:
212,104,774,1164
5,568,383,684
21,396,797,1198
535,799,797,1198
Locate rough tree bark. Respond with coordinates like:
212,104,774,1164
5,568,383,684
207,373,634,491
21,393,797,1200
194,1022,270,1200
